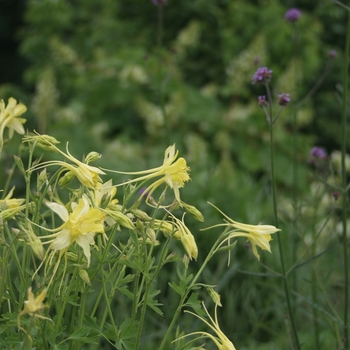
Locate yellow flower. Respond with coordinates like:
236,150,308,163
0,186,25,208
104,144,190,204
175,302,236,350
205,202,280,260
0,186,26,223
18,287,50,332
0,97,27,152
44,195,105,265
26,133,105,189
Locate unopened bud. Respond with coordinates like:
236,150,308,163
79,269,91,285
182,203,204,222
132,209,152,221
207,286,222,307
84,152,102,164
58,171,75,187
37,169,48,192
108,210,135,230
181,232,198,261
146,227,157,243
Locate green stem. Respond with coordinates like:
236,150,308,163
340,5,350,349
158,231,225,350
267,93,300,349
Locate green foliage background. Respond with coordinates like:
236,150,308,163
0,0,348,348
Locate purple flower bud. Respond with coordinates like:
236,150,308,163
252,67,273,85
258,95,269,107
328,50,337,59
308,146,328,165
278,93,291,106
152,0,167,6
285,8,301,22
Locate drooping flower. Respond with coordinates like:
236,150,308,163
104,144,190,204
18,287,50,332
204,202,280,260
24,133,105,189
285,8,301,22
0,97,27,152
153,214,198,260
252,67,273,85
43,195,105,265
278,93,291,106
174,302,236,350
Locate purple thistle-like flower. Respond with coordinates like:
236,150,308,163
152,0,167,5
328,50,337,59
258,95,269,107
308,146,328,165
252,67,273,85
285,8,301,22
278,93,291,106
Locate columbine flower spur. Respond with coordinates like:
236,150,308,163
104,144,190,204
204,202,280,260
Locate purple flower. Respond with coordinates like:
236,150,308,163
308,146,328,164
152,0,167,5
278,93,291,106
285,8,301,22
258,95,269,107
252,67,273,85
328,50,337,59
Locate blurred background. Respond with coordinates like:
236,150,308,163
0,0,348,348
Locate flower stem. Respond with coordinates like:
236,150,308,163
340,5,350,349
267,90,300,349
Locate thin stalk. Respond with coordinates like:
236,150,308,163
340,6,350,349
265,82,301,349
159,230,226,350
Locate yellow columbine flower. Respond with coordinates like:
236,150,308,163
43,195,105,265
25,133,105,189
175,302,236,350
205,202,280,260
0,186,25,208
104,144,190,204
0,97,27,152
18,287,50,332
0,186,26,223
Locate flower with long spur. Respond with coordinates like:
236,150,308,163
23,133,105,189
103,144,190,204
203,202,280,260
174,301,236,350
0,97,27,152
17,287,51,333
36,194,105,273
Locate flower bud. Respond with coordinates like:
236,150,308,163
58,171,75,187
37,168,48,192
181,232,198,260
207,286,222,307
108,210,135,230
84,151,102,164
182,202,204,222
79,269,91,285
